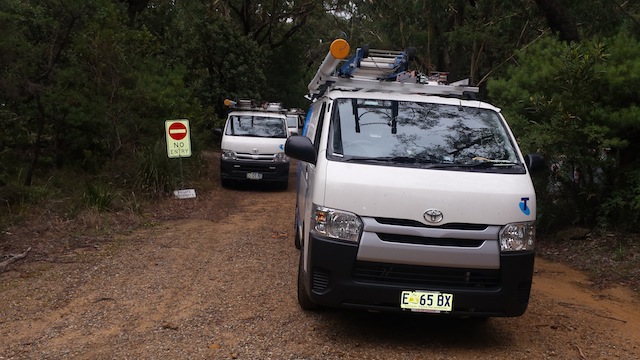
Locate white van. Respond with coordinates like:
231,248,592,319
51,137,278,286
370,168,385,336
215,100,290,189
285,40,543,317
286,109,304,136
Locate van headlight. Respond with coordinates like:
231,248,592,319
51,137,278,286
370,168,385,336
500,222,535,252
221,150,237,160
311,205,363,243
274,152,289,163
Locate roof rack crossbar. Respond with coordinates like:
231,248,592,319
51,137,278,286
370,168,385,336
224,98,286,113
313,77,479,97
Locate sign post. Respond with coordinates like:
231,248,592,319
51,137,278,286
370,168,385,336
165,119,196,199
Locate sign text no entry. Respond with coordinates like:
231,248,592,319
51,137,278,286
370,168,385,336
165,119,192,158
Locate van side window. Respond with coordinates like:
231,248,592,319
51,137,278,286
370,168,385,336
313,102,327,153
304,108,316,141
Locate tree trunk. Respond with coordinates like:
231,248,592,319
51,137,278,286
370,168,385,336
534,0,580,42
24,98,47,187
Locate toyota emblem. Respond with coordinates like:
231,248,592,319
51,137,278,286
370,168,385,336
424,209,444,223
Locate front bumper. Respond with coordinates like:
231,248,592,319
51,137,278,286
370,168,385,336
302,233,535,317
220,158,290,183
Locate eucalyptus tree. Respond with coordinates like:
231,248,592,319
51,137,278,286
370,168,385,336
324,0,549,85
0,0,104,186
221,0,320,48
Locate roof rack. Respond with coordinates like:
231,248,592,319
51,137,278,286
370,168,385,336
307,39,479,100
224,99,285,113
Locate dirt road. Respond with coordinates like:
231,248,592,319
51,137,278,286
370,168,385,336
1,158,640,359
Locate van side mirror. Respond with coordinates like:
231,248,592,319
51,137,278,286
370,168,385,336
213,128,223,137
524,153,544,174
285,135,317,164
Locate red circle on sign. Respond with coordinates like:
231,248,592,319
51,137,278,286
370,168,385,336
168,122,187,141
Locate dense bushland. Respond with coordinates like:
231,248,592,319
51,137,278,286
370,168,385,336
1,0,639,234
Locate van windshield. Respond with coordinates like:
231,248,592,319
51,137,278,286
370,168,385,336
328,98,522,171
226,115,288,138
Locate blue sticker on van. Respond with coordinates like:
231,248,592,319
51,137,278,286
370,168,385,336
279,144,284,150
302,109,312,136
519,197,531,216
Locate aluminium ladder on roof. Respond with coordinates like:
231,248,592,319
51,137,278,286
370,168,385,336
338,47,411,80
307,39,479,100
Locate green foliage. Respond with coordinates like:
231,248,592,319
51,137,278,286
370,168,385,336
83,181,114,212
338,0,548,83
2,0,640,234
488,32,640,231
137,1,266,116
135,141,181,198
0,182,33,208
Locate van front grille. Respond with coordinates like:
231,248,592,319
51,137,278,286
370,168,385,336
236,153,277,162
376,233,484,247
374,218,489,231
354,261,499,288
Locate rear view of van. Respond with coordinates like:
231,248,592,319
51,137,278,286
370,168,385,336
285,40,543,318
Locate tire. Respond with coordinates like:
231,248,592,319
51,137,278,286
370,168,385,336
297,250,319,311
221,178,233,188
294,207,302,249
294,226,301,250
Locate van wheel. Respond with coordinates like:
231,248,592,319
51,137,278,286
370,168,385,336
221,178,233,188
297,250,319,311
279,180,288,190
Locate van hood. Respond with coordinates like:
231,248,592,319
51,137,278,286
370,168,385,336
221,136,286,156
322,161,536,225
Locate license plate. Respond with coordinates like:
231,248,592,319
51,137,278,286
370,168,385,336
246,172,263,180
400,291,453,313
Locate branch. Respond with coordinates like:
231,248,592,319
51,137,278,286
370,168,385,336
0,247,32,272
615,1,640,28
574,344,587,360
476,30,547,87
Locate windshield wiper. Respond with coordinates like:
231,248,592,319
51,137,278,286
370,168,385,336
341,155,439,165
469,160,520,168
379,156,421,163
427,161,521,169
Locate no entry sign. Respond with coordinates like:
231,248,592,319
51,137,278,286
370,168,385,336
168,122,188,141
165,119,192,158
